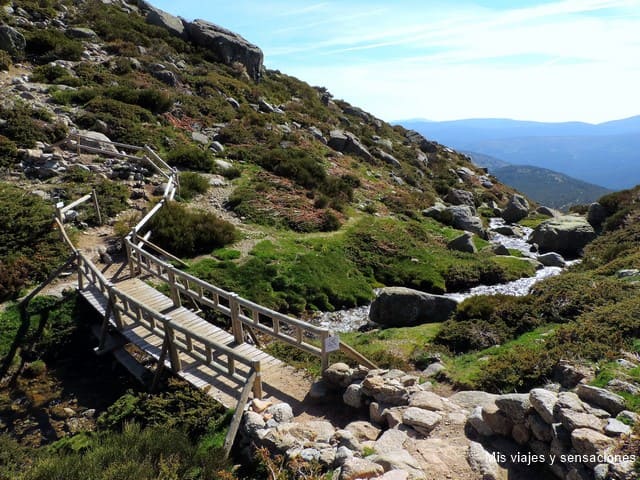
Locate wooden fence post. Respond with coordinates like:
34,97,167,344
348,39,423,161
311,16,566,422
164,322,182,372
230,294,244,345
92,189,102,226
252,361,262,399
167,268,181,307
320,331,329,373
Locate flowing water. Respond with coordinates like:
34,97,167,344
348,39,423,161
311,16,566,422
311,218,575,332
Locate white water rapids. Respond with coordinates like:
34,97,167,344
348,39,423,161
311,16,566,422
311,218,575,332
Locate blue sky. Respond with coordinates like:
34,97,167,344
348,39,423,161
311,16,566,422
150,0,640,124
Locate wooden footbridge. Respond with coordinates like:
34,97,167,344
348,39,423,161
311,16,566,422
32,134,375,454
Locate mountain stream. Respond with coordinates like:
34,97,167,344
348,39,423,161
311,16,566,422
311,218,576,332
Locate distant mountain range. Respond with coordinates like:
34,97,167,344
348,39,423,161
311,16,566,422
465,152,611,210
399,116,640,190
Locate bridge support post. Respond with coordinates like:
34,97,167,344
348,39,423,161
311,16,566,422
167,269,181,307
320,331,329,373
230,294,244,345
252,361,262,399
164,323,182,371
151,337,170,392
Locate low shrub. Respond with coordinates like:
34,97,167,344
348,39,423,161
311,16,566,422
179,171,210,201
148,202,237,257
0,103,67,148
30,64,82,86
166,145,214,172
0,50,11,71
257,148,326,190
25,29,83,63
0,135,18,168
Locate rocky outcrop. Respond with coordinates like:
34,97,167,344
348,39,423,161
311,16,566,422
0,25,26,55
404,130,438,153
328,130,373,162
369,287,458,327
424,205,486,238
528,215,596,257
501,194,529,224
587,202,608,230
537,252,566,267
136,2,263,79
466,384,634,479
445,189,475,208
142,2,186,38
185,20,263,80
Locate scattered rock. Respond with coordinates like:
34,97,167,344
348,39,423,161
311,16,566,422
0,25,26,55
191,131,209,144
570,428,615,458
502,194,529,224
369,287,458,327
373,148,401,168
553,361,593,388
557,408,603,432
495,394,531,423
482,403,513,436
441,205,486,237
78,130,118,153
445,189,476,208
492,244,510,256
152,69,178,86
371,450,425,480
537,252,566,267
422,362,445,378
528,216,596,258
576,384,626,416
587,202,608,230
67,27,98,38
530,388,557,424
328,130,373,162
143,3,186,38
450,391,499,410
340,457,384,480
185,19,264,80
467,441,506,480
402,407,442,435
323,363,355,389
408,391,446,412
266,403,293,424
536,206,557,217
345,421,380,442
343,383,364,408
447,232,477,253
468,405,493,436
604,418,631,437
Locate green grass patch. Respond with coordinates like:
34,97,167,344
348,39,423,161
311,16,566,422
518,213,551,229
445,324,558,391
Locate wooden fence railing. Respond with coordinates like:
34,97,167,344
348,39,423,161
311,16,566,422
76,252,262,396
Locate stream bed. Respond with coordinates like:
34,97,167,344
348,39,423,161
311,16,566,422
311,218,575,332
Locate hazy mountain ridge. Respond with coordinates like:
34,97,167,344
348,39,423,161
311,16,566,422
465,151,612,209
401,117,640,189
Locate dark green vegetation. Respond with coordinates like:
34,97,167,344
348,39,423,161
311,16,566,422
0,293,235,480
148,202,238,257
186,216,535,314
0,102,67,149
179,171,211,201
0,184,68,301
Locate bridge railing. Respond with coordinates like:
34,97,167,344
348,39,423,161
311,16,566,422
76,251,262,397
124,237,338,370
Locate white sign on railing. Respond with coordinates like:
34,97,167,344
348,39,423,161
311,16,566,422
324,334,340,353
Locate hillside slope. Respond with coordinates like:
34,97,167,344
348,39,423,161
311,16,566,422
0,0,536,309
464,152,612,210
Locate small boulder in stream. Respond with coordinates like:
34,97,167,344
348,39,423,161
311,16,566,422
369,287,458,327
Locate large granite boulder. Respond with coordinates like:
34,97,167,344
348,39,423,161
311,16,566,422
528,215,596,257
405,130,438,153
439,205,486,238
184,20,263,80
447,232,477,253
587,202,608,230
328,130,373,162
369,287,458,327
445,189,475,208
502,194,529,224
0,25,26,55
143,3,186,38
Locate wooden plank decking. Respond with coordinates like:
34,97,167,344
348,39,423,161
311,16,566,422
80,276,310,409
